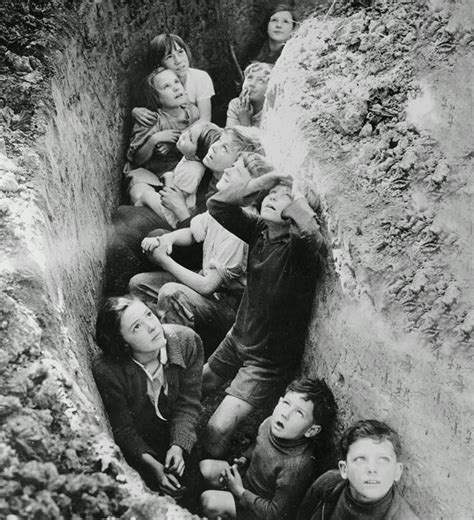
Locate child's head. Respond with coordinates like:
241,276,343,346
260,182,294,225
270,378,337,441
96,296,166,361
338,419,404,504
242,62,273,104
149,33,191,75
216,152,274,191
203,126,264,172
177,121,223,161
142,67,187,111
266,4,297,45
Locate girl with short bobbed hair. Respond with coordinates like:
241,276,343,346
134,33,215,126
93,296,203,498
243,3,297,67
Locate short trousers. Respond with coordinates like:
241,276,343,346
208,333,292,408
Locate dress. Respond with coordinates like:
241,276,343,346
184,67,215,104
226,97,263,128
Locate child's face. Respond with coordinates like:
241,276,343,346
267,10,294,44
339,438,403,503
177,125,199,157
153,69,187,108
203,134,242,172
260,184,293,224
161,44,190,77
216,157,250,191
271,391,320,440
243,69,270,103
120,301,166,357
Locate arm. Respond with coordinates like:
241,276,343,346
133,129,180,167
142,228,195,256
168,327,204,453
225,98,241,128
92,358,157,467
196,98,212,122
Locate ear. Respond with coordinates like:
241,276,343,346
394,462,404,482
338,460,348,480
304,424,322,438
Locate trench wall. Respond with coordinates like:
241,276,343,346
263,1,473,518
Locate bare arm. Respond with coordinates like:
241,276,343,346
196,98,212,122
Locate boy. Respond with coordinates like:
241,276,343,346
297,419,419,520
226,62,273,128
129,152,273,357
203,170,325,457
200,378,337,520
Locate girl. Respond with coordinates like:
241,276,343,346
226,62,273,128
126,67,200,204
243,4,297,66
92,296,204,496
134,33,215,126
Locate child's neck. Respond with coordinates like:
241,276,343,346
163,105,184,118
268,39,285,53
266,221,290,240
251,98,265,113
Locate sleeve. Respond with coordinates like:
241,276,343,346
173,159,206,195
190,211,209,243
207,230,247,282
226,98,241,128
207,182,262,243
92,358,157,467
282,197,326,270
239,457,315,520
193,69,215,101
168,328,204,453
126,118,161,164
296,470,342,520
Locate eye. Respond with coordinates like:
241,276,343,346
145,310,153,317
297,410,304,417
379,457,390,463
133,323,142,332
354,456,365,462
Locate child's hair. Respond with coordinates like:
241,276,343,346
339,419,402,460
224,126,264,155
268,4,298,27
239,151,274,178
244,62,273,79
286,378,338,428
149,33,192,69
196,123,223,161
141,66,170,110
95,296,149,360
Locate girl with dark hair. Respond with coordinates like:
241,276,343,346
244,4,297,67
92,296,203,496
134,33,215,126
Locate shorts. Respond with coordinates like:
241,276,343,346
208,333,292,408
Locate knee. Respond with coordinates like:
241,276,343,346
128,273,148,295
199,459,214,481
200,491,218,518
157,282,185,303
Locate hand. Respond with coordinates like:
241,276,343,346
156,143,172,155
233,456,249,470
160,186,190,222
156,129,181,144
162,171,174,186
150,241,172,265
247,171,293,193
165,445,185,477
237,90,253,126
141,236,161,253
222,464,245,498
142,454,184,498
132,107,157,126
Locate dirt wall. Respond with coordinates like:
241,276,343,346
264,1,473,518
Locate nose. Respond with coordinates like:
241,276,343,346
367,461,377,474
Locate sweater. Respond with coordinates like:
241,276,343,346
297,470,419,520
238,417,316,520
92,324,203,468
207,182,325,368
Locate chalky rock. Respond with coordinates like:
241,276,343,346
0,171,19,192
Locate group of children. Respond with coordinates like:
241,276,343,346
94,4,420,519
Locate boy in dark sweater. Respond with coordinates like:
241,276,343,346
297,419,419,520
203,171,325,457
200,378,337,520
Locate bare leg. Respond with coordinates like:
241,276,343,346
200,459,231,489
205,395,254,458
200,490,236,520
202,363,227,398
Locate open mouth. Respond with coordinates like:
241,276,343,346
275,420,284,429
265,203,276,211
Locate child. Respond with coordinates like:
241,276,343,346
297,419,419,520
203,171,326,457
129,152,274,357
133,33,215,125
226,62,273,128
134,121,218,229
200,378,337,520
126,67,200,204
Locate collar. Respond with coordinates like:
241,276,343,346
261,227,290,244
132,346,168,373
